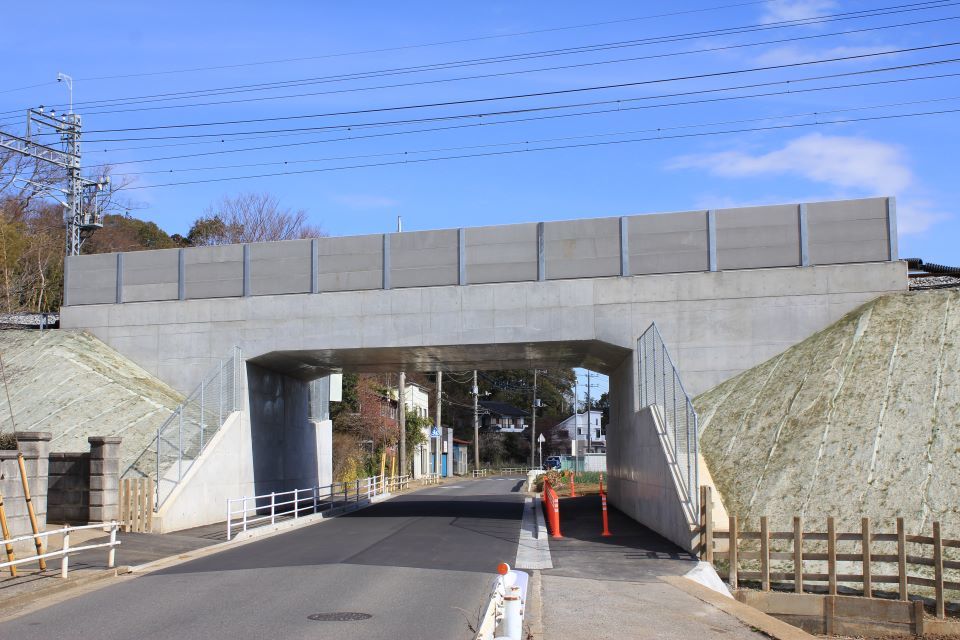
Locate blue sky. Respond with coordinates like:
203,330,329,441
9,0,959,401
2,0,957,267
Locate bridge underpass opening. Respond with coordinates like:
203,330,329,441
237,337,700,551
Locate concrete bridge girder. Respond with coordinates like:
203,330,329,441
62,261,906,544
61,261,904,399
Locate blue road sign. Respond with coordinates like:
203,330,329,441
430,426,441,437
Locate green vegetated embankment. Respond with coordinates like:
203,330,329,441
695,289,959,535
0,329,183,474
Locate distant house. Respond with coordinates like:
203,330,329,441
479,401,529,433
555,410,606,453
388,381,433,478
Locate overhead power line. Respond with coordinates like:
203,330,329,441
69,1,784,83
82,60,960,169
78,42,960,137
114,104,957,190
15,0,953,117
101,94,960,178
27,11,960,122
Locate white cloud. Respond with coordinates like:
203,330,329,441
668,133,946,234
331,194,398,209
669,133,912,193
761,0,837,23
895,199,949,235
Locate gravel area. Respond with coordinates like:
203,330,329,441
910,275,960,290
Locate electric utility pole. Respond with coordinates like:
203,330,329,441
0,74,110,256
434,371,442,476
398,371,406,475
530,369,538,468
472,370,480,470
396,216,406,476
585,369,597,453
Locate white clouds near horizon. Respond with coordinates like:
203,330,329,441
668,133,945,234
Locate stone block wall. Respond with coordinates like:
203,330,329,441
0,432,51,538
47,452,90,524
0,433,121,541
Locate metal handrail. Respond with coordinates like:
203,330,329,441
637,322,700,517
0,522,120,578
226,475,410,540
124,346,242,509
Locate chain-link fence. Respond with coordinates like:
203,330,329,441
125,346,242,507
637,323,699,517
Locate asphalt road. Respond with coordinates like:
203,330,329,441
0,477,527,640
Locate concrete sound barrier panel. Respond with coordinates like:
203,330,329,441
464,222,538,284
716,204,801,270
807,197,890,265
64,253,118,305
389,229,459,289
626,210,709,275
121,248,180,303
315,234,383,292
544,217,621,280
184,244,244,299
249,239,312,296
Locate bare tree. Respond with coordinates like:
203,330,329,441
189,192,324,245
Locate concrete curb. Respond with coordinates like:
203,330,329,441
131,492,393,575
0,490,402,620
661,575,815,640
0,566,131,620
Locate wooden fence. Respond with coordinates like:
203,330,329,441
119,478,153,533
699,486,957,618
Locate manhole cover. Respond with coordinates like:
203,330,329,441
307,612,372,622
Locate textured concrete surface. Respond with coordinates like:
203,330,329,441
0,477,526,640
61,260,906,397
606,405,699,551
0,330,182,476
65,197,897,306
696,289,960,535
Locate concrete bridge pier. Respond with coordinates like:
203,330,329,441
246,363,327,498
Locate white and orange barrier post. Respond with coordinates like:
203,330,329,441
569,472,577,498
600,472,612,537
542,479,563,538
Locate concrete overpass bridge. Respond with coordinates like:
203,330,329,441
59,196,905,549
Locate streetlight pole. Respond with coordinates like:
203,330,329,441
530,369,538,468
435,371,442,477
398,371,406,476
472,370,480,470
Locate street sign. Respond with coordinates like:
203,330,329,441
431,426,441,437
538,434,545,443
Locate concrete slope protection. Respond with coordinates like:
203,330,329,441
0,478,527,640
695,289,960,534
0,330,183,474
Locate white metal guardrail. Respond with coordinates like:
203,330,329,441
226,475,410,540
0,522,120,578
474,563,529,640
125,346,242,508
638,322,700,517
419,473,441,485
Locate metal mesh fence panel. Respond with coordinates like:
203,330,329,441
124,347,243,508
637,323,700,516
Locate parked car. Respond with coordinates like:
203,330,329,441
543,456,561,470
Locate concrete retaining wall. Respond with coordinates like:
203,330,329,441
605,394,698,552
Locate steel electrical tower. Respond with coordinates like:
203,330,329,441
0,74,109,255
